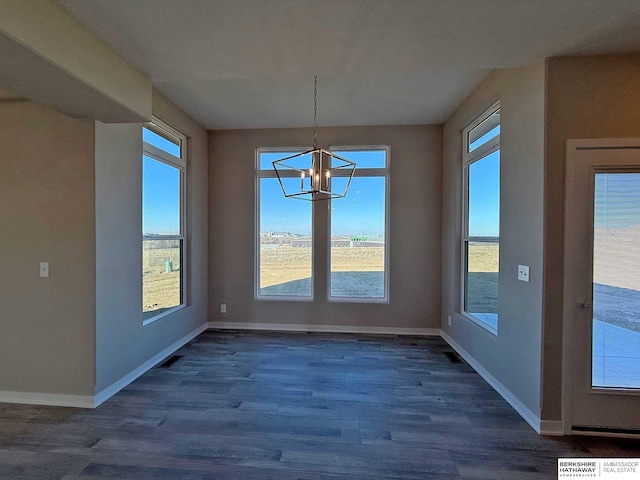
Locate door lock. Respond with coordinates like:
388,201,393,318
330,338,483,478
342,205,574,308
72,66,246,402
577,300,593,309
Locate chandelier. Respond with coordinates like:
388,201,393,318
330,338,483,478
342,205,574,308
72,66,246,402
272,76,356,201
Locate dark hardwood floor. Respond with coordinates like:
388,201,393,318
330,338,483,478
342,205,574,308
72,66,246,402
1,330,639,479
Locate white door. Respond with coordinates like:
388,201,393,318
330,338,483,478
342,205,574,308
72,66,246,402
565,139,640,433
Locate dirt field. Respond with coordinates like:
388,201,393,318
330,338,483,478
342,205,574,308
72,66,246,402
467,243,499,273
465,242,499,313
145,232,640,332
259,246,312,289
143,245,181,319
259,246,385,289
330,247,385,272
141,241,503,308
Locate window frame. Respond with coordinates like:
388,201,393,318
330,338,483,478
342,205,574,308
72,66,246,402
255,146,314,301
142,117,187,325
328,145,391,303
461,101,500,335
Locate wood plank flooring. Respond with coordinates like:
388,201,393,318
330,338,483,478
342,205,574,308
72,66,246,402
1,330,639,479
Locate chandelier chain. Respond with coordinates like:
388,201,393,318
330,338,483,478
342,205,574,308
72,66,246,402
313,75,318,150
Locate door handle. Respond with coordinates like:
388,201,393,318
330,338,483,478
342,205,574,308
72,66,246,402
577,300,593,309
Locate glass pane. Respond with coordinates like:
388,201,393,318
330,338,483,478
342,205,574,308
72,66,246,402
260,150,308,171
143,239,182,320
592,172,640,389
259,178,312,297
330,177,386,298
143,126,180,158
465,241,499,330
143,156,181,235
468,150,500,237
331,150,386,169
468,109,500,152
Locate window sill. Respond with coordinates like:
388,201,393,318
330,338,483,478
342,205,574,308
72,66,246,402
460,311,498,336
143,305,185,326
255,295,313,302
329,296,389,304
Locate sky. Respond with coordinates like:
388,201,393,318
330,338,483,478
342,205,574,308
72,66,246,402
469,125,499,152
468,149,500,237
143,128,181,235
260,150,386,236
141,130,506,238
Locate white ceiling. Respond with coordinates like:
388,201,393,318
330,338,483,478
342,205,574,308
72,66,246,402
55,0,640,129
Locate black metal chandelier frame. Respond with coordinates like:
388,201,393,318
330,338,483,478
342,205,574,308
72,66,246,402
272,76,356,201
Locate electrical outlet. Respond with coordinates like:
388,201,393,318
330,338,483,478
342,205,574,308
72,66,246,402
447,315,452,327
220,303,227,314
518,265,530,282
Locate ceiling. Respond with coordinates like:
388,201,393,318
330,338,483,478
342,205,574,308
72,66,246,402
55,0,640,130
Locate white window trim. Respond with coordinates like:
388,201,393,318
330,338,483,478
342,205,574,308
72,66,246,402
255,147,314,301
142,116,187,326
328,145,390,303
461,101,500,335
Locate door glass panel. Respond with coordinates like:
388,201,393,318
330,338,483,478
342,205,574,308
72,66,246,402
592,172,640,388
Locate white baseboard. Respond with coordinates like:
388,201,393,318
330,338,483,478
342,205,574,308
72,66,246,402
207,321,441,337
440,331,543,434
0,324,208,409
0,391,95,408
2,323,565,438
570,430,640,439
540,420,565,436
94,323,208,407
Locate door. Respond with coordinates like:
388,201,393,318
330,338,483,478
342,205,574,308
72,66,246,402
565,139,640,433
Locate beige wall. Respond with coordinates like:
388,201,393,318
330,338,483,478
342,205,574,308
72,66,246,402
441,63,546,416
95,89,208,393
0,92,208,399
542,54,640,421
209,125,442,330
0,0,208,400
0,101,96,396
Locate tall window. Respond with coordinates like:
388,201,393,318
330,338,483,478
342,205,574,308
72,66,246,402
329,147,389,301
142,120,186,323
256,149,313,299
462,102,500,333
256,147,388,301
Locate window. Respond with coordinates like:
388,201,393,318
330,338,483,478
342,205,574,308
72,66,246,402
462,102,500,333
142,120,186,323
255,147,388,302
256,149,313,299
329,148,389,301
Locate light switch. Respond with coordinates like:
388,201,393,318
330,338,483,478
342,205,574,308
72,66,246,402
40,262,49,278
517,264,529,282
